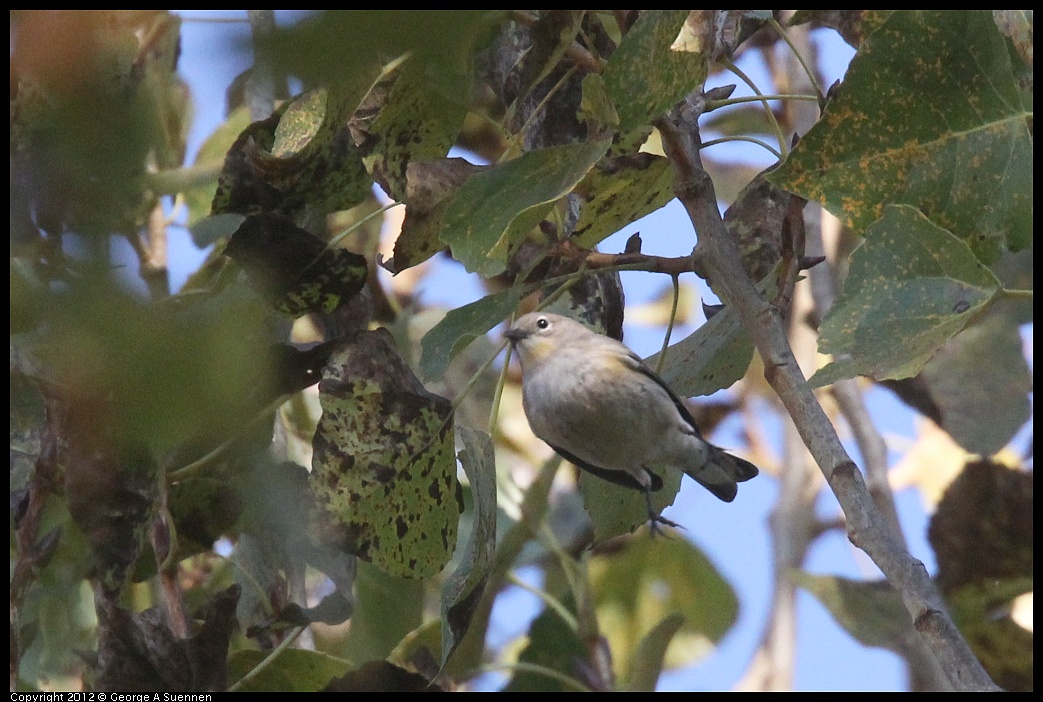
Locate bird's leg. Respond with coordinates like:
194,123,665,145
644,484,682,538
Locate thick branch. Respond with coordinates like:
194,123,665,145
656,97,999,692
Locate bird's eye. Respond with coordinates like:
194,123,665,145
536,317,549,329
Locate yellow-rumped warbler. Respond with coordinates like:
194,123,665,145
504,312,758,530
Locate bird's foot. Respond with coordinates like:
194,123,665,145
644,488,683,538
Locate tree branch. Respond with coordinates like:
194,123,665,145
655,95,1000,692
549,239,695,276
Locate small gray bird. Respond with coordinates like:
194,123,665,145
504,312,758,530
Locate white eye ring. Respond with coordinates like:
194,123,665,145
536,317,550,329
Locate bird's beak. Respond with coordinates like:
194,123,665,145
504,328,530,344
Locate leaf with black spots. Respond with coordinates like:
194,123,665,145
225,213,367,317
354,64,470,203
571,152,674,250
441,427,497,666
724,171,806,286
311,329,460,578
210,87,371,220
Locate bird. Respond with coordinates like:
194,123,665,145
504,312,758,532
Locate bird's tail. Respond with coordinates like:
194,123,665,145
686,447,759,503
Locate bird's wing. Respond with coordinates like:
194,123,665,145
548,443,664,492
621,352,705,439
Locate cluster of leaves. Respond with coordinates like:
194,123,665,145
10,9,1032,693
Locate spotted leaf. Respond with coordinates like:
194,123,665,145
311,329,459,578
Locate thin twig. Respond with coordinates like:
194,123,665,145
652,275,681,376
510,10,603,73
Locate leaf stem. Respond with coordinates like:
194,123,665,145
506,571,579,632
326,200,403,251
767,17,826,110
706,93,821,108
227,625,307,691
722,58,789,158
652,275,681,376
503,65,580,161
701,136,782,159
166,392,291,483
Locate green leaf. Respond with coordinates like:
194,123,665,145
418,285,532,381
32,276,277,453
337,562,424,663
311,329,460,579
440,140,611,276
811,205,1002,386
504,596,589,692
580,468,683,541
260,11,495,99
622,613,685,692
790,571,910,651
589,537,739,676
577,72,619,138
914,309,1031,456
392,158,488,271
572,153,674,249
769,11,1032,262
603,10,709,143
441,427,498,666
228,648,352,692
189,212,246,248
947,579,1034,692
645,300,755,400
183,106,252,231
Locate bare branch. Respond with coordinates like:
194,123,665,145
656,94,1000,692
548,239,695,277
